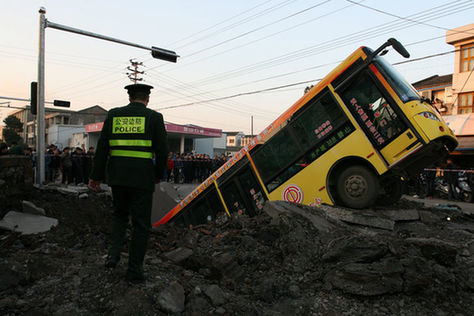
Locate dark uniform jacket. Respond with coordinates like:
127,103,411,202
90,102,168,191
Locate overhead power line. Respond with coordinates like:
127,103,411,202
158,0,473,90
346,0,474,35
182,0,332,59
170,0,294,48
155,48,457,111
155,78,320,110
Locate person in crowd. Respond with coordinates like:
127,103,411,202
0,142,8,155
7,141,24,155
61,147,73,184
49,148,61,182
173,153,183,183
424,167,436,198
71,147,84,184
445,158,459,201
166,153,174,182
83,147,94,184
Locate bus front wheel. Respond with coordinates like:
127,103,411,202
336,165,378,209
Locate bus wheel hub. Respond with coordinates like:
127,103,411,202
345,175,367,197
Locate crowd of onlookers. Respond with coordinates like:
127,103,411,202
1,142,94,185
2,142,229,186
165,152,232,184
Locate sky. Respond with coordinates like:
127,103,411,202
1,0,473,134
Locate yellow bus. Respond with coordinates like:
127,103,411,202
155,38,457,227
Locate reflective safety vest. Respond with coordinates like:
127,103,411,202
108,116,153,159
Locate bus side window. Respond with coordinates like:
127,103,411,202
176,188,224,225
252,88,354,192
338,70,406,148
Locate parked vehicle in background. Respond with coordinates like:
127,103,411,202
457,172,473,202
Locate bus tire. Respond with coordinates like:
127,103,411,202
336,165,378,209
376,177,403,206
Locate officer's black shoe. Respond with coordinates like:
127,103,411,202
126,272,148,284
105,255,120,268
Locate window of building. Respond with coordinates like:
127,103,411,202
229,138,234,144
458,92,474,114
461,43,474,72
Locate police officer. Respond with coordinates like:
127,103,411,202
88,83,168,283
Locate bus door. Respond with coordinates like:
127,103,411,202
220,164,266,217
336,66,421,166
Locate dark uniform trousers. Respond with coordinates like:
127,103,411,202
109,186,153,277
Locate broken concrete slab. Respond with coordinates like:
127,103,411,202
323,208,395,230
264,201,338,233
65,185,89,194
377,209,419,222
56,187,81,195
405,237,458,267
324,258,404,296
0,211,58,235
322,236,389,264
163,247,193,264
21,200,46,216
418,210,444,224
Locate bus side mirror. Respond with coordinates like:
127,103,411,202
387,38,410,58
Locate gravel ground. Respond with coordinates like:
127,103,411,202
1,187,474,315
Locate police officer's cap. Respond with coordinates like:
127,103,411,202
124,83,154,95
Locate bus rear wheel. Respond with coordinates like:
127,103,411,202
337,165,378,209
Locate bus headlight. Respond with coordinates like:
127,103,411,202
418,112,440,121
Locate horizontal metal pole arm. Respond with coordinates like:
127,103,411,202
46,20,179,59
0,96,53,104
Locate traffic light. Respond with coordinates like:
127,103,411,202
53,100,70,107
30,82,38,115
151,46,178,63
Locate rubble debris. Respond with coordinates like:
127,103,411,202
157,281,185,313
21,200,46,215
163,247,193,263
78,193,88,199
204,284,226,306
1,190,473,315
0,211,58,234
405,237,458,267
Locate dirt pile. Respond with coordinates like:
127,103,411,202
1,188,473,315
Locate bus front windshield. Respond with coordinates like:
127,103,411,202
374,56,420,103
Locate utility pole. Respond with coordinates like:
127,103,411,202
126,59,145,84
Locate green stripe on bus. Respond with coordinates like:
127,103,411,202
110,150,153,159
109,139,152,147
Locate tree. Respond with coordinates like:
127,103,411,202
2,115,23,145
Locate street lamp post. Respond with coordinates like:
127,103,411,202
36,7,178,186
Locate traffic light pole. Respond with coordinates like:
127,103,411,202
36,7,178,186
